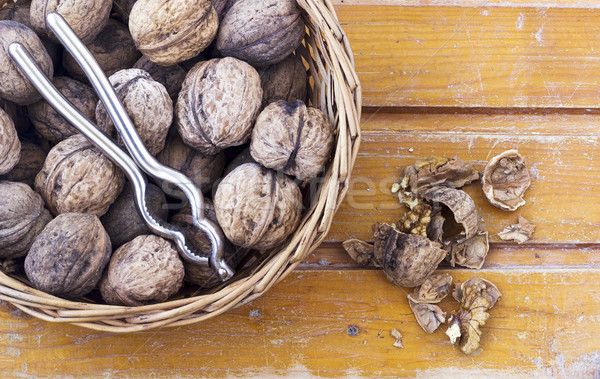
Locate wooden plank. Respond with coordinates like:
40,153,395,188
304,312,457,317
2,269,599,377
333,1,600,8
335,5,600,108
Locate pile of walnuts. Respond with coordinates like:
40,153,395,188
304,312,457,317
0,0,335,306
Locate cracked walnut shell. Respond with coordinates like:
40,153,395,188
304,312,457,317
408,273,453,304
35,134,125,217
0,106,20,175
482,150,531,211
250,100,334,181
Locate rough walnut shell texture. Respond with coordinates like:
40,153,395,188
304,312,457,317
482,150,531,211
0,142,46,187
96,69,172,156
30,0,112,44
157,134,225,195
28,77,99,143
0,106,21,175
99,235,184,306
0,21,53,105
24,213,111,298
0,181,52,259
35,134,125,216
63,19,141,82
129,0,218,66
134,56,187,100
257,54,307,107
177,58,262,155
251,101,334,181
217,0,305,67
100,183,168,248
214,163,303,250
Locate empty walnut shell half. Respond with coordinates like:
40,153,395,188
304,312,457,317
250,100,334,181
214,163,303,250
0,21,54,105
35,134,125,216
0,142,46,187
0,181,52,259
482,150,531,211
217,0,305,67
28,77,99,143
25,213,111,298
0,106,20,175
408,297,446,334
177,58,262,155
129,0,218,66
133,56,188,100
257,54,308,107
99,234,185,306
408,273,453,304
421,186,479,239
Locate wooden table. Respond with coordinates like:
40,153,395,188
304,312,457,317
3,1,600,377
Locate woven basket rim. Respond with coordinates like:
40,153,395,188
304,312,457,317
0,0,362,332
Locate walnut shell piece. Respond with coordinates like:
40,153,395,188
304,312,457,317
99,235,184,306
408,297,446,333
133,56,187,100
342,239,374,266
482,150,531,211
24,213,111,298
250,100,334,181
176,58,262,155
216,0,305,67
408,273,453,304
257,54,307,107
421,187,479,240
129,0,218,66
214,163,303,250
402,156,480,197
0,106,20,175
30,0,112,44
0,21,54,105
0,142,46,187
447,231,489,269
28,77,99,143
0,181,52,259
96,69,172,156
35,134,125,216
497,216,535,244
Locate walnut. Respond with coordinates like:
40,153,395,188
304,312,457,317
0,21,54,105
35,134,125,216
0,181,52,259
0,0,34,28
482,150,531,211
30,0,112,44
401,156,479,197
96,69,172,156
397,202,432,237
211,0,234,21
342,239,374,266
100,182,168,248
257,54,307,107
156,134,225,195
62,19,141,82
408,297,446,334
446,278,501,355
0,106,20,175
112,0,137,23
129,0,218,66
223,146,257,177
447,231,489,269
0,142,46,187
250,100,334,181
28,77,99,143
498,216,535,244
176,58,262,155
133,56,187,100
408,273,453,304
99,234,184,306
372,223,446,288
24,213,111,298
214,163,303,250
421,187,479,239
216,0,305,67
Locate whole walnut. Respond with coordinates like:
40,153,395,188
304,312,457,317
0,21,53,105
157,134,225,195
0,181,52,259
176,58,262,155
113,0,137,23
35,134,125,216
217,0,305,67
100,182,168,248
0,106,21,175
30,0,112,44
129,0,218,66
258,54,307,107
63,19,141,82
223,146,256,177
28,77,99,143
251,100,334,181
211,0,234,21
214,163,303,250
0,142,46,187
99,234,184,306
96,69,172,156
133,56,187,100
25,213,111,298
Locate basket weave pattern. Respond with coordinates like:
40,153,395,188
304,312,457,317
0,0,361,332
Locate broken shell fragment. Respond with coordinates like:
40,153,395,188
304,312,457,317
421,186,479,239
497,216,535,244
342,239,374,266
401,156,479,197
408,273,453,304
482,150,531,211
447,231,489,269
408,297,446,333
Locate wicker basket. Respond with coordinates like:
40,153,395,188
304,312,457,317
0,0,361,332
